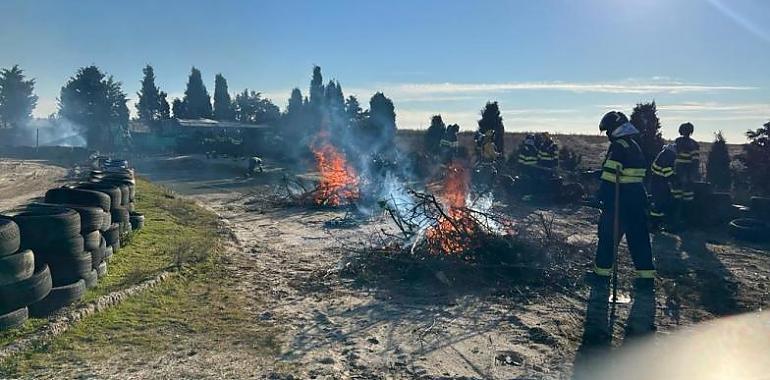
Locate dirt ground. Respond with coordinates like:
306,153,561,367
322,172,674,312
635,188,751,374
0,154,766,378
0,159,69,212
126,155,769,379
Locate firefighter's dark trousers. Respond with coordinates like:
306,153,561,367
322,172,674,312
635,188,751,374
650,179,673,224
594,200,655,278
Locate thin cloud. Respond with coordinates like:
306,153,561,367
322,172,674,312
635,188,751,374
385,81,756,97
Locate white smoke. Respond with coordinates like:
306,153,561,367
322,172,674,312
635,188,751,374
10,118,87,147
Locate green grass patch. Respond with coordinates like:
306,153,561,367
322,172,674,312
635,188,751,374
82,178,220,301
0,178,281,376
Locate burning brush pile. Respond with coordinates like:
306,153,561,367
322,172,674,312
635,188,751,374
382,162,521,263
343,161,588,290
283,133,361,208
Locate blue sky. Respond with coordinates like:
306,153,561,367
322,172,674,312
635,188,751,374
1,0,769,141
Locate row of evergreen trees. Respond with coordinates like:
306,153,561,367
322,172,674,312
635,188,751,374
135,66,281,126
280,66,397,156
1,62,770,194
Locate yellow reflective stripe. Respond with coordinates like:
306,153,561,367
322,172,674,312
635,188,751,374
594,266,612,277
636,270,656,279
617,140,629,148
618,176,644,184
623,168,647,177
603,159,623,171
601,172,645,183
675,159,693,163
652,168,674,178
650,211,665,217
600,171,618,182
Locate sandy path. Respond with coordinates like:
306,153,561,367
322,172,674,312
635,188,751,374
0,159,69,212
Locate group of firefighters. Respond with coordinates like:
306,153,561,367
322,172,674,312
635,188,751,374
593,111,700,285
515,132,560,199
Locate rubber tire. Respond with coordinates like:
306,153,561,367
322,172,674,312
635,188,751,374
82,269,98,289
0,218,20,257
710,192,733,222
91,238,106,269
83,231,101,252
0,307,28,330
13,207,81,247
28,279,85,317
99,182,130,207
103,224,120,246
0,249,35,286
103,246,114,262
46,250,92,287
728,218,770,243
76,183,121,209
0,264,52,315
96,261,107,278
111,207,130,234
27,234,84,260
27,203,104,234
693,181,713,201
100,211,112,232
750,196,770,221
44,187,111,212
129,212,145,231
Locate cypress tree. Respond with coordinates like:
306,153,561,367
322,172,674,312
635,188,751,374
706,131,732,191
213,73,235,120
477,101,505,152
181,67,212,119
0,65,37,130
424,114,447,154
630,101,664,166
136,65,161,122
744,121,770,195
309,66,324,108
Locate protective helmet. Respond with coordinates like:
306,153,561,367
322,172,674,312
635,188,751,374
524,134,535,145
679,122,694,136
599,111,629,133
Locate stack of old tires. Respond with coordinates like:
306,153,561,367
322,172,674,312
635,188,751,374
40,186,113,280
11,207,90,317
0,218,53,330
688,181,733,227
728,196,770,243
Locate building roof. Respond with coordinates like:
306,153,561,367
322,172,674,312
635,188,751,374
177,119,271,130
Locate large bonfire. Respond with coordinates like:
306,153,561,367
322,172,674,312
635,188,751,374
311,133,360,206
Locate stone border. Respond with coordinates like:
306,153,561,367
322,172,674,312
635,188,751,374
0,271,174,361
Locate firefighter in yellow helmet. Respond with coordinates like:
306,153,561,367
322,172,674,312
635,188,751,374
481,130,500,162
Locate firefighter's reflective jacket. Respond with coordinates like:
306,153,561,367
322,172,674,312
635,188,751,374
674,136,700,166
598,124,648,206
649,145,677,217
537,141,559,168
517,144,539,167
439,139,459,148
651,146,676,179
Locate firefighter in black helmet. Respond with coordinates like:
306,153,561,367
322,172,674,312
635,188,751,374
673,122,700,221
594,111,655,280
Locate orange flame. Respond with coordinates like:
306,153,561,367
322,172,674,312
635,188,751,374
312,135,360,206
425,162,477,254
